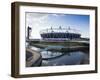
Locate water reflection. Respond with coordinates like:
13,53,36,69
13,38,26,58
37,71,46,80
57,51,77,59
42,51,89,66
41,51,64,59
28,45,89,66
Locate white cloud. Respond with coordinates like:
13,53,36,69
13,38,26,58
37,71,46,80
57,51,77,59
51,14,66,17
26,12,49,39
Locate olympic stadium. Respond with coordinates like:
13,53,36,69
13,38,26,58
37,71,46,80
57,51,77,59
40,26,81,41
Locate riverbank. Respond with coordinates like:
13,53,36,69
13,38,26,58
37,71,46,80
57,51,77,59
29,41,89,52
26,48,42,67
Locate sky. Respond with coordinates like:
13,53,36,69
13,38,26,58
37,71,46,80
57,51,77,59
26,12,90,39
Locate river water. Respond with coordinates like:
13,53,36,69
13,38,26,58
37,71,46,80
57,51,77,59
30,46,89,66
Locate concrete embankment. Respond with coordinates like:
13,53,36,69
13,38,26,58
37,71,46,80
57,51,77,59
26,48,42,67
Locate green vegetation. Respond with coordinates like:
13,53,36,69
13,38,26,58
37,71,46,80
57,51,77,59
30,41,89,49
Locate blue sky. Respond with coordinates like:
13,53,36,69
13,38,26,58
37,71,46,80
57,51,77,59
26,12,90,39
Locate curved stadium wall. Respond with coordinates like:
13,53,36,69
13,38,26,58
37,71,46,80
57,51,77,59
40,27,81,41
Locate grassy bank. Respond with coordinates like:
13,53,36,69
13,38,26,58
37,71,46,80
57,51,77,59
30,41,89,49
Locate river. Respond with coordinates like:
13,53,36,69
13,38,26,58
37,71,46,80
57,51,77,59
29,45,89,66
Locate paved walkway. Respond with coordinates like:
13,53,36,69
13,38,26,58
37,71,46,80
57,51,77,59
26,48,42,67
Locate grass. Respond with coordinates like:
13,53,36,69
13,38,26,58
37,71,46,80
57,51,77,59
30,41,89,49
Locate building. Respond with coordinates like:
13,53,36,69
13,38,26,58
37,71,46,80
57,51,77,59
40,26,81,41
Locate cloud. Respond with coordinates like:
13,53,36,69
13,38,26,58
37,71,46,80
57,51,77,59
26,12,49,39
51,14,66,17
26,12,48,26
